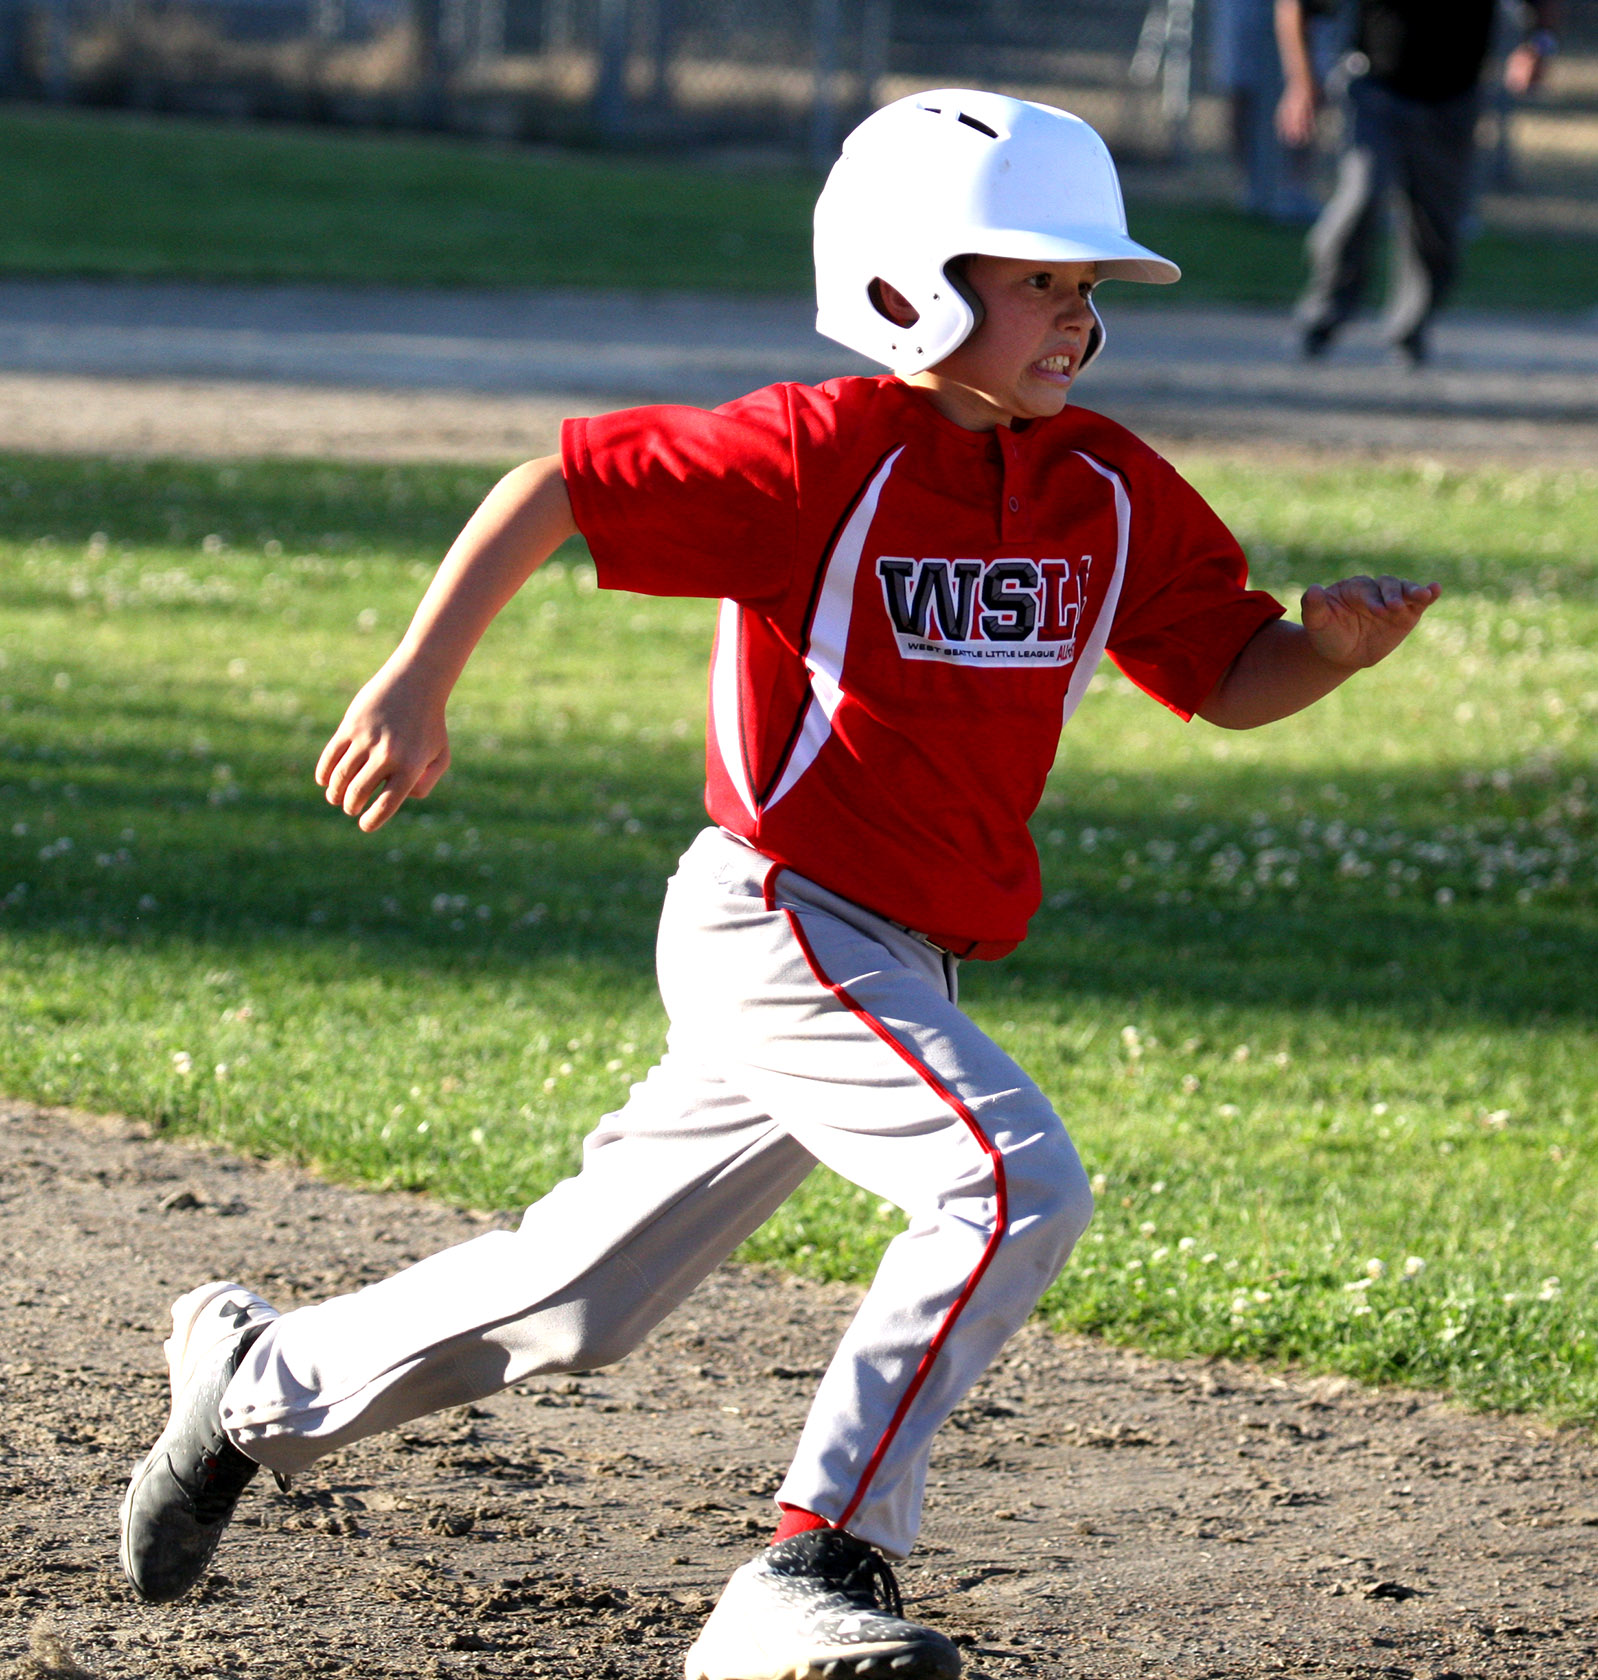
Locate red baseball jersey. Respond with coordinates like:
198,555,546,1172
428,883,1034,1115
562,377,1281,957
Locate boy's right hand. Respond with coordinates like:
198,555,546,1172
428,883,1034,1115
316,664,451,833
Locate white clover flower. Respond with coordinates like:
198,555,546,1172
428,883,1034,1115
1181,1074,1201,1095
1366,1257,1387,1279
1151,1246,1170,1262
1217,1103,1240,1118
1351,1302,1372,1318
1539,1277,1562,1301
1090,1171,1109,1195
1150,1180,1166,1194
1344,1277,1373,1292
214,1063,228,1080
470,1127,485,1146
171,1050,192,1075
1178,1236,1198,1252
416,1120,429,1134
1139,1220,1158,1237
1402,1256,1426,1279
1230,1294,1251,1314
1201,1252,1218,1265
1252,1289,1272,1304
1125,1258,1143,1271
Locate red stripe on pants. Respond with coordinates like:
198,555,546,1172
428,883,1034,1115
776,903,1010,1535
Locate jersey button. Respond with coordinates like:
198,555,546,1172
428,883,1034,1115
1007,495,1020,512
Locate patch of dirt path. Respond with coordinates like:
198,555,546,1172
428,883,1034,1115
2,1099,1596,1680
2,283,1595,465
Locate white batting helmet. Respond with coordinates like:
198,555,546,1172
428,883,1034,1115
814,89,1179,377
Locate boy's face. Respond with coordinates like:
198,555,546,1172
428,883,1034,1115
904,255,1099,431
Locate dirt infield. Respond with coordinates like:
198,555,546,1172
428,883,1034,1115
3,1099,1596,1680
2,281,1596,464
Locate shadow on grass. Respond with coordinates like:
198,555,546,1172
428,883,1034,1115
6,451,1595,620
4,721,1594,1030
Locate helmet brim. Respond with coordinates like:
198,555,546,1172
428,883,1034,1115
958,227,1180,284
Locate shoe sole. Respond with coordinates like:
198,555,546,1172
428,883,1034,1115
117,1281,270,1598
684,1635,960,1680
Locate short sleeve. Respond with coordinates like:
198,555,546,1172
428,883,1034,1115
560,384,799,603
1107,455,1284,719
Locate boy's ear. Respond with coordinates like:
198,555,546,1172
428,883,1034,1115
868,278,920,328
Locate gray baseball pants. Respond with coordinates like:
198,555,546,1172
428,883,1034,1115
222,826,1093,1558
1297,77,1479,347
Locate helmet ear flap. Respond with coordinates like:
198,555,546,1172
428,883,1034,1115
1078,294,1107,372
941,255,985,338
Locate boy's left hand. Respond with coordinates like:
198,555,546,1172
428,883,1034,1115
1302,575,1441,669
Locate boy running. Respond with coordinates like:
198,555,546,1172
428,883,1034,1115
120,91,1438,1680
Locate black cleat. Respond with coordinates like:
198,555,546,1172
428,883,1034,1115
684,1528,961,1680
119,1281,278,1603
1301,321,1337,360
1395,326,1430,367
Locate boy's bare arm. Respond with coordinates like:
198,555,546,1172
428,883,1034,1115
1196,574,1440,730
316,454,577,832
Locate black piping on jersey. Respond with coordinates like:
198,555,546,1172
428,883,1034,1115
752,444,903,812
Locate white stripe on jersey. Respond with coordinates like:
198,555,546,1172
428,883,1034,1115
1059,451,1130,729
710,596,758,819
765,448,904,812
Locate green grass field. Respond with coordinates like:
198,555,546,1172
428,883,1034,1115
2,103,1596,310
1,452,1594,1423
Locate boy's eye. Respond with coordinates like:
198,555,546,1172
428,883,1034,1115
1023,272,1093,297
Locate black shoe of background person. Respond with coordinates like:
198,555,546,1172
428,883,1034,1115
119,1281,279,1602
1396,326,1430,367
1301,320,1338,360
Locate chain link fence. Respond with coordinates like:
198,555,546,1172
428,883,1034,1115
1,0,1594,168
0,0,1225,159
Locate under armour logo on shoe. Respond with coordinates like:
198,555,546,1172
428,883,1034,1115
220,1299,255,1329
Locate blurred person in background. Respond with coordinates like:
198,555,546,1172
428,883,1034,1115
1276,0,1561,364
1211,0,1323,220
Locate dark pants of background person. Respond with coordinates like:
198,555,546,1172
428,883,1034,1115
1297,77,1480,354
